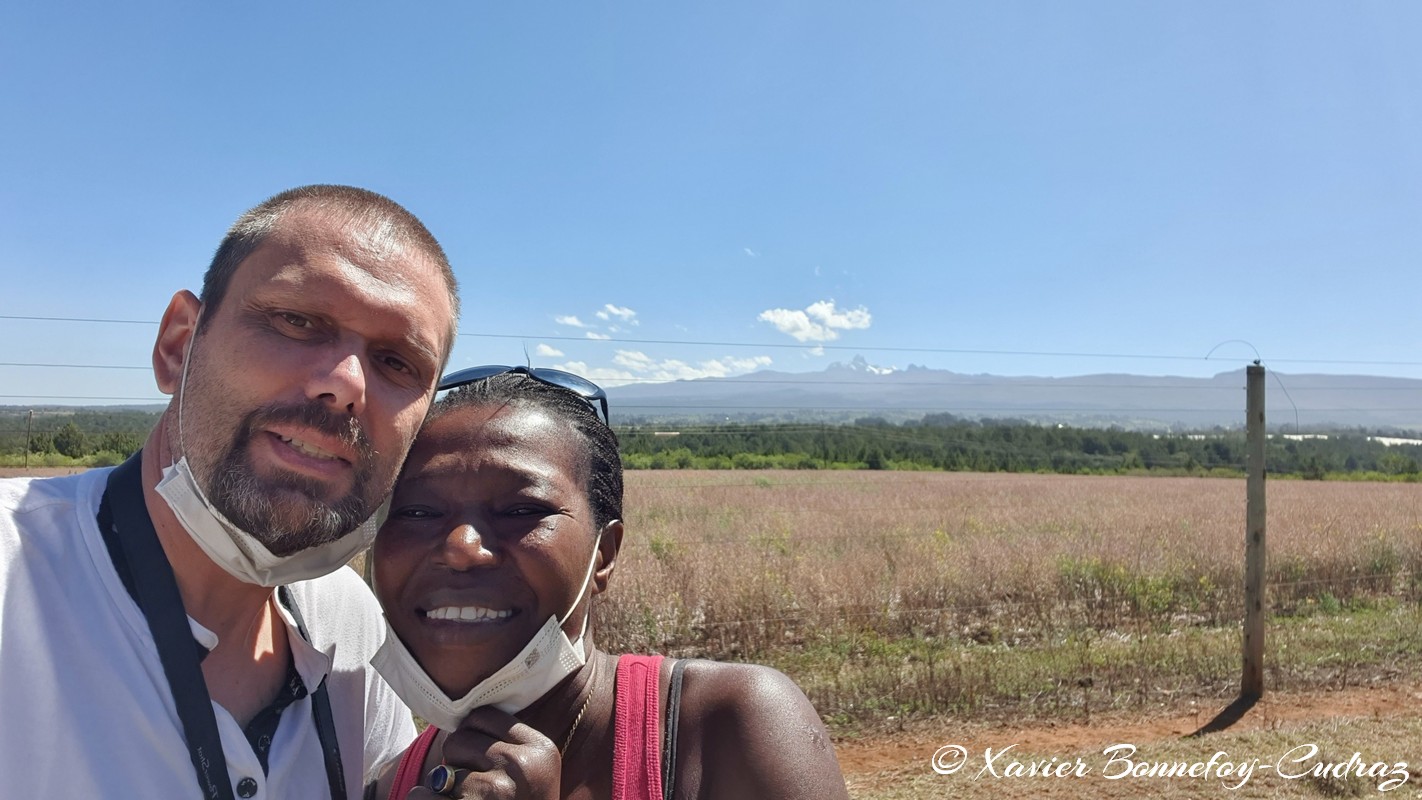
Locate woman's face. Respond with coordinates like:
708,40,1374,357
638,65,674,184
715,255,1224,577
374,401,603,698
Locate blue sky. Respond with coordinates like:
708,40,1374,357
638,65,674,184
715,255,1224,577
3,2,1420,405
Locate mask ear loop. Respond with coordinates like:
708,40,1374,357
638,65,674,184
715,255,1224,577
170,304,223,515
558,528,605,648
175,305,202,463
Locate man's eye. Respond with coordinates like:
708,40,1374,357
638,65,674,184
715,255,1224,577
277,312,312,329
381,354,414,375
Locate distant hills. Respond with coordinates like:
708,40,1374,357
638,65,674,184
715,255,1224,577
608,356,1422,432
7,358,1421,434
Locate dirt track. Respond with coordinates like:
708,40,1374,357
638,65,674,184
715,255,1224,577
833,681,1422,778
0,467,91,479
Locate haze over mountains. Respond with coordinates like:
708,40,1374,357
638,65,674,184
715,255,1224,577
609,356,1422,432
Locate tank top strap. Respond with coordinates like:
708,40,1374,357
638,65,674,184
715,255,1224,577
611,654,666,800
387,725,440,800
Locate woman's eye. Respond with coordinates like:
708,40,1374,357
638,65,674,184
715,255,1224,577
393,507,438,520
504,505,550,518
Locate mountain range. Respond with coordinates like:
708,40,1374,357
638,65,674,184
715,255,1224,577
607,356,1422,432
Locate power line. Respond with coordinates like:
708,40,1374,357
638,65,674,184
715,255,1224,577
0,315,157,326
0,395,166,402
0,362,150,371
6,314,1422,369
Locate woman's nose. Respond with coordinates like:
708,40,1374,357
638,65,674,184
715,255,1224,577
437,523,500,570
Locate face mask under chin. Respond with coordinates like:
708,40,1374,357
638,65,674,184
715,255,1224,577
371,530,604,732
155,455,383,587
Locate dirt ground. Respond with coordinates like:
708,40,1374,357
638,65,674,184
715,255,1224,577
0,466,91,478
835,681,1422,798
833,681,1422,776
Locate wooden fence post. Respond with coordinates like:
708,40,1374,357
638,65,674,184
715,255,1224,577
1242,363,1266,700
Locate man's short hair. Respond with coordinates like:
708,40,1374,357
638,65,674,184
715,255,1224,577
199,185,460,349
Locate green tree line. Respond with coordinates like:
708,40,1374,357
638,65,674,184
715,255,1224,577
4,407,1420,479
618,415,1422,479
0,409,159,464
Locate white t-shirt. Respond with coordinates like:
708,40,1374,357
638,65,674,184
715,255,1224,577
0,469,416,798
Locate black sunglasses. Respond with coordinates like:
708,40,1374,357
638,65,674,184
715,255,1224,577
437,365,611,424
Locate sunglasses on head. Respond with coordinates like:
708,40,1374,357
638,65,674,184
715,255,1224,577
437,365,610,424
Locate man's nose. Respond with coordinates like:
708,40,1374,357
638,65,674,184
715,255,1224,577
438,523,500,571
307,349,368,416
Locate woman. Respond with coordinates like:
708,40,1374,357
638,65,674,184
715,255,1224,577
368,367,850,800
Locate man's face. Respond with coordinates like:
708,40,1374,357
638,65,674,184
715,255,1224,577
172,210,453,555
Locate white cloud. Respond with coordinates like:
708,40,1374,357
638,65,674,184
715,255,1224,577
595,304,637,323
744,248,759,258
586,332,612,340
555,315,586,328
613,350,657,371
807,346,826,357
535,343,564,358
806,300,871,330
722,356,774,372
553,360,639,386
758,300,872,342
604,349,771,381
758,308,831,342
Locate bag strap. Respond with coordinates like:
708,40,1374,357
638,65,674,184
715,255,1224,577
280,585,348,800
661,659,687,800
98,453,345,800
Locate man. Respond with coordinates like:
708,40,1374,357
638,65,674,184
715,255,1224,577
0,185,458,797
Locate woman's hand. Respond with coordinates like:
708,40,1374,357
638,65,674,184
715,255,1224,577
404,707,562,799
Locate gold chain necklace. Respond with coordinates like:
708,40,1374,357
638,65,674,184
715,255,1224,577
559,690,595,755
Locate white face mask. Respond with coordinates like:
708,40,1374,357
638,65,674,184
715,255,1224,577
371,531,603,732
155,457,382,587
153,308,383,587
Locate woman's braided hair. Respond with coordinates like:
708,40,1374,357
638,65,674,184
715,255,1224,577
427,372,623,529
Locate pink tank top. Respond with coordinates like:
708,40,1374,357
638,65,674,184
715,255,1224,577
611,654,665,800
385,654,669,800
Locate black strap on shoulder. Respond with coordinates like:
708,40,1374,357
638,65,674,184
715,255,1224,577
97,453,345,800
661,658,688,800
100,455,235,800
279,585,348,800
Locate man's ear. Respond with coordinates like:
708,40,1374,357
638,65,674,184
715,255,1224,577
153,291,202,395
591,520,624,596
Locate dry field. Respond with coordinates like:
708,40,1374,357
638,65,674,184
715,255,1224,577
601,471,1422,796
599,471,1422,727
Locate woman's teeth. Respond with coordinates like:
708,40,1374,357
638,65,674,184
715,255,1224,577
426,606,513,622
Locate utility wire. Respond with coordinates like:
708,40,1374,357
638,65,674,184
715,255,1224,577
6,314,1422,369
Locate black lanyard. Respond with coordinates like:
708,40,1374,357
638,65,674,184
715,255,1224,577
97,454,347,800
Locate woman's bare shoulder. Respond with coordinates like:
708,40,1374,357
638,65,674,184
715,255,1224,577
677,660,812,717
672,660,848,800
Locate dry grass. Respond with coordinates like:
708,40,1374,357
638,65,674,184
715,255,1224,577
596,472,1422,726
14,466,1416,734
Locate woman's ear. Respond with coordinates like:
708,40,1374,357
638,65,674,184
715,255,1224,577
153,290,202,395
591,520,624,596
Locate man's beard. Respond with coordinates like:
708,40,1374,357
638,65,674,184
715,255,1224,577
201,401,382,557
